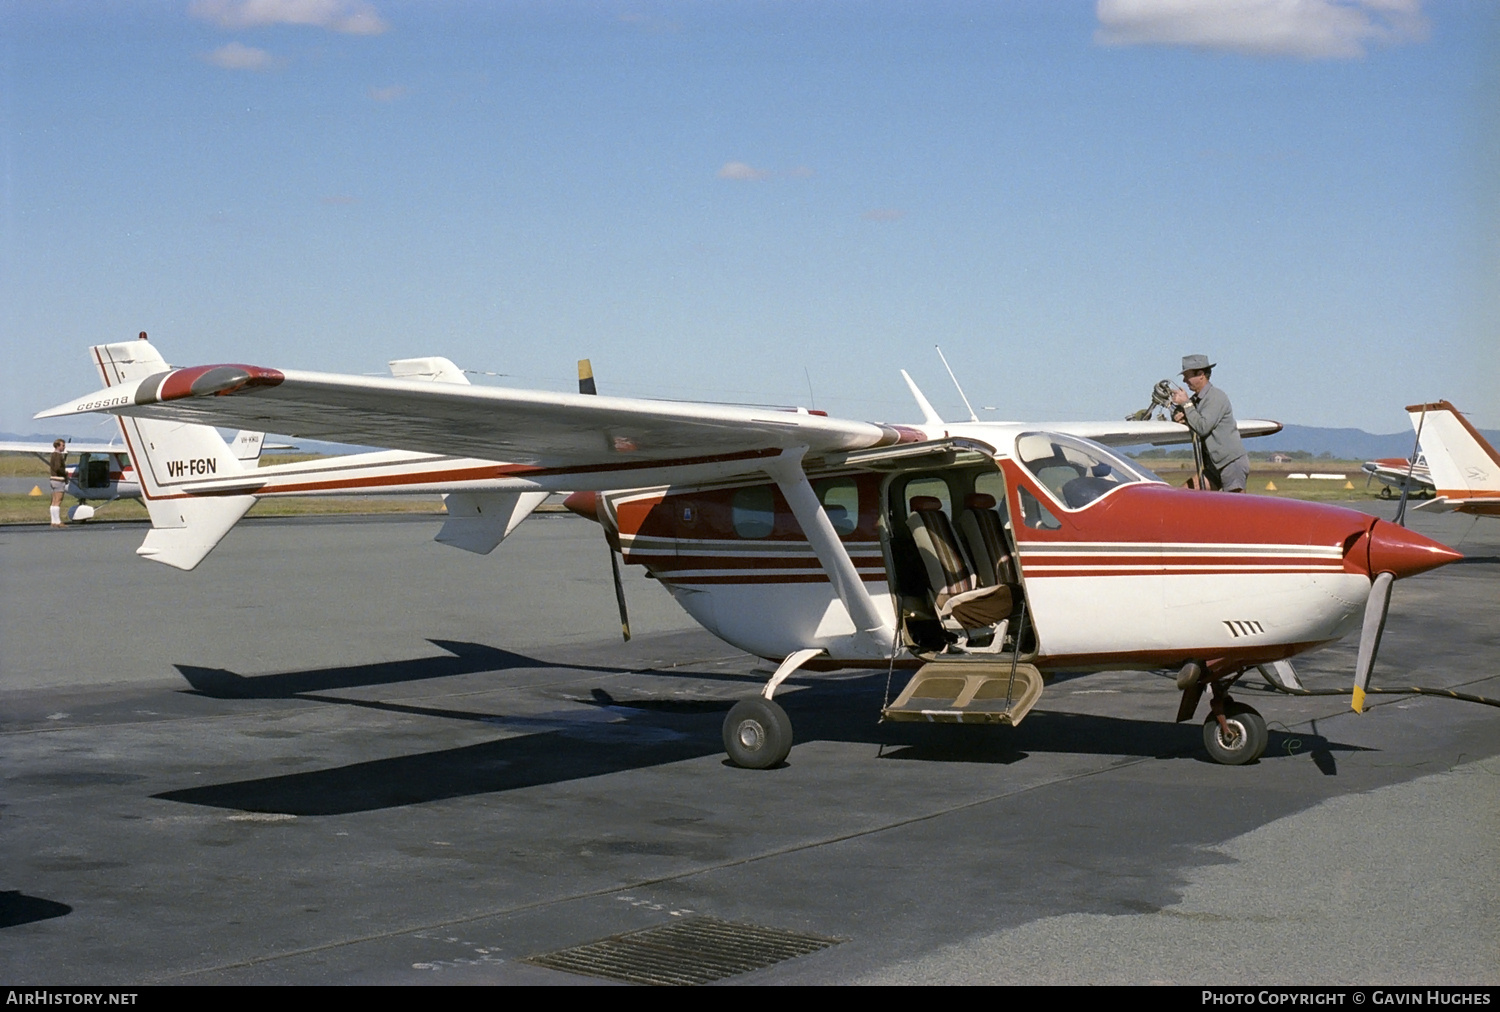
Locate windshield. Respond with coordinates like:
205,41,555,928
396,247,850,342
1015,432,1156,510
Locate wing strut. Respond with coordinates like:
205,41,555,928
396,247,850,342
762,447,892,653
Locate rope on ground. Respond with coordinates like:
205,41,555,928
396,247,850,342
1261,682,1500,708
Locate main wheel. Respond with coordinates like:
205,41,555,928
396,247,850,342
1203,701,1267,765
723,697,792,769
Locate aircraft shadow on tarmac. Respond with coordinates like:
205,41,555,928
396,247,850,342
0,891,72,929
174,639,642,698
154,667,1371,816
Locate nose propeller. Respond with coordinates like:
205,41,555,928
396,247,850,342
1347,521,1462,712
1351,571,1393,713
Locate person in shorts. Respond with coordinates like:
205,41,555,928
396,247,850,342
1171,355,1250,493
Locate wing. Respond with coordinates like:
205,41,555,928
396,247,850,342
38,345,900,478
0,440,131,455
1047,418,1282,448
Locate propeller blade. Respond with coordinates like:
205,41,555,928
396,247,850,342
609,545,631,641
575,357,624,636
1352,570,1394,713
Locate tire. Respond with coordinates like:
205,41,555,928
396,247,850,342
723,697,792,769
1203,701,1267,765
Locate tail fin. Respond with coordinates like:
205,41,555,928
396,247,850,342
229,430,268,463
1409,401,1500,510
93,338,256,570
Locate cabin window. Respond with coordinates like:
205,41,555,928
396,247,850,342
903,476,952,516
973,472,1009,525
1015,432,1148,510
816,479,859,535
1017,486,1061,530
732,485,776,538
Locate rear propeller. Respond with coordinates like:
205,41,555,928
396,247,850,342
579,358,630,642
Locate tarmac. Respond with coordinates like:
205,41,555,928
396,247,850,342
1,502,1496,985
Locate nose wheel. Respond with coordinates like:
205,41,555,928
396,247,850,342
723,698,792,769
1203,701,1267,765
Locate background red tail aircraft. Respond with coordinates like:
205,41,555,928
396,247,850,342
1405,400,1500,518
40,336,1461,768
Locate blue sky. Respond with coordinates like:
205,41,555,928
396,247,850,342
2,0,1495,439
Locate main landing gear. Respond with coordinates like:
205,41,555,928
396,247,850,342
722,648,822,769
723,698,793,769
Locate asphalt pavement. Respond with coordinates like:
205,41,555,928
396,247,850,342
2,504,1496,985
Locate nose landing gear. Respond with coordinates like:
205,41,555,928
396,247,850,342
1202,700,1268,765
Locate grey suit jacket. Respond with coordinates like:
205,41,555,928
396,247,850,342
1182,383,1247,468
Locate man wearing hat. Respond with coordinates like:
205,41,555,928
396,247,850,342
1171,354,1250,492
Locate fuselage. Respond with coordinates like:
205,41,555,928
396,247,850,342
570,424,1457,674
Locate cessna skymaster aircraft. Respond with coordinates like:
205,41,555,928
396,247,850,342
0,430,269,520
39,336,1462,768
1406,400,1500,518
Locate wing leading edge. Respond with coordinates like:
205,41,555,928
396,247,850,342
39,341,903,478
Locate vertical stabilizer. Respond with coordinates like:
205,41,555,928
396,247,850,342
1409,401,1500,501
900,370,945,429
229,431,268,463
92,337,256,570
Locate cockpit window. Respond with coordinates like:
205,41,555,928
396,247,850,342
1015,432,1154,510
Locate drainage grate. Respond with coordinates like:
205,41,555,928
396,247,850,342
524,916,843,985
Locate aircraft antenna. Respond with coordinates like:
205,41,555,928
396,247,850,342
935,345,978,422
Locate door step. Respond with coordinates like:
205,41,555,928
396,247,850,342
882,660,1044,725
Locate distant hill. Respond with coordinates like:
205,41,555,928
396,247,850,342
1238,424,1494,461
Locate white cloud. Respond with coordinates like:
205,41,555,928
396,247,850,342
368,84,407,102
203,41,274,70
189,0,389,36
717,161,771,182
1094,0,1428,59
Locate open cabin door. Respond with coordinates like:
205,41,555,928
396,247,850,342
74,453,113,491
865,442,1045,725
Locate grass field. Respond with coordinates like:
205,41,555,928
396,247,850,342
1,453,455,525
1134,457,1382,503
0,493,448,526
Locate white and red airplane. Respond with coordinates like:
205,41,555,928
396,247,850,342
38,336,1462,768
1405,401,1500,518
1360,454,1434,501
0,430,272,521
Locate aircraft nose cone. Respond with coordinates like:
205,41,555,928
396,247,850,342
1365,519,1463,579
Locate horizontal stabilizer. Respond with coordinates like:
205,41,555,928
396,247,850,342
435,491,549,554
389,357,471,385
136,494,256,571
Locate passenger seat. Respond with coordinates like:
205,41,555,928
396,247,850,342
905,496,1013,642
